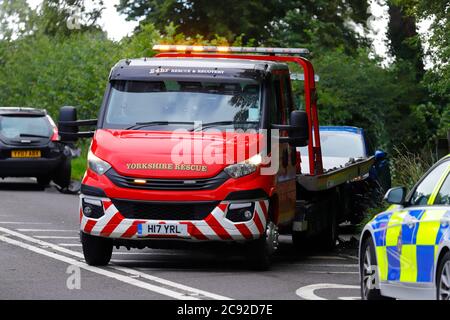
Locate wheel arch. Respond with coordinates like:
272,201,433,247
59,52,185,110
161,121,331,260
435,246,450,286
268,194,279,224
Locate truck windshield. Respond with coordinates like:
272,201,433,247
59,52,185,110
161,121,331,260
104,80,262,130
0,116,51,139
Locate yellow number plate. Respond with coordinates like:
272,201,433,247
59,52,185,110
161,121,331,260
11,150,42,158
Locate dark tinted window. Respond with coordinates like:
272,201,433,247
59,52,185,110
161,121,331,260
0,116,51,139
410,161,448,206
434,169,450,206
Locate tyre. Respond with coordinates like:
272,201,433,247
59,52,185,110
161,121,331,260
317,210,337,251
246,221,279,271
436,251,450,300
37,176,51,187
53,157,71,189
81,232,113,266
360,236,392,300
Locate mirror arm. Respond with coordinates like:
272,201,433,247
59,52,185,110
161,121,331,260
59,119,98,127
271,124,296,131
59,131,95,139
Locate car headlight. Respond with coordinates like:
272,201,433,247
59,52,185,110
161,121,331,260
224,154,263,179
88,151,111,175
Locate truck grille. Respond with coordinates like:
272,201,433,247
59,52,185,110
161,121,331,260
105,168,229,191
111,199,220,221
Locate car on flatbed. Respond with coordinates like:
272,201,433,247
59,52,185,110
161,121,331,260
0,107,71,188
299,126,391,191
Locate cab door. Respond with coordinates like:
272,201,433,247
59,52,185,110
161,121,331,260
389,159,450,285
270,72,297,227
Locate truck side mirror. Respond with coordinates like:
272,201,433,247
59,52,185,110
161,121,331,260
375,150,387,161
289,111,309,147
384,187,406,205
58,106,79,143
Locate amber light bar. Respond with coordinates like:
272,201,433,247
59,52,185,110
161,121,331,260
152,45,309,55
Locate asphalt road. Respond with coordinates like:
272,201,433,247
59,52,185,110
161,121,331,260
0,178,362,300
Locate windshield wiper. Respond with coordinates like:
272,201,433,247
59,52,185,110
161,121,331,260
19,134,50,139
189,121,260,132
126,121,196,130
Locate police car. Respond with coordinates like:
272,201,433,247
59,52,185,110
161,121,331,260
360,154,450,300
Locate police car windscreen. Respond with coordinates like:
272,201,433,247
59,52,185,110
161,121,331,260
0,116,51,139
104,80,262,130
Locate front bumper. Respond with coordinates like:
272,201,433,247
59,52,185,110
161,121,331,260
79,195,269,241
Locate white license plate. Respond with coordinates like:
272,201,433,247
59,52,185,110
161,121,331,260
137,223,188,237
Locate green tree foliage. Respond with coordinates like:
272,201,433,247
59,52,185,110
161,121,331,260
269,0,370,55
116,0,284,43
0,0,447,156
0,31,121,119
390,0,449,138
35,0,105,36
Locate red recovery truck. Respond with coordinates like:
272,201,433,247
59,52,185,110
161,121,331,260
58,46,375,269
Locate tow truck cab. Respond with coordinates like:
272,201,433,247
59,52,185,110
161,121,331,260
59,47,316,268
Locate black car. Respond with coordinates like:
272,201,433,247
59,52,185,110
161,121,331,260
0,107,71,187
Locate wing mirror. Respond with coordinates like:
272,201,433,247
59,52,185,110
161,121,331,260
58,106,97,142
375,150,387,161
384,187,407,205
273,111,310,147
289,111,309,147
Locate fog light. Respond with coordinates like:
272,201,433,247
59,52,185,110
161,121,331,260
83,206,92,215
226,203,255,222
243,210,253,220
82,198,104,219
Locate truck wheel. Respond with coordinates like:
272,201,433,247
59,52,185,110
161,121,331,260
53,157,71,189
37,176,51,187
81,232,113,266
246,221,279,271
360,236,392,300
317,211,337,251
436,251,450,300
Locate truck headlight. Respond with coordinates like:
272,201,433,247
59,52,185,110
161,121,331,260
224,154,263,179
88,151,111,175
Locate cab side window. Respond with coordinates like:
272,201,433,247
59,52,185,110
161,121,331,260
270,78,282,125
270,73,291,125
434,171,450,205
410,161,448,206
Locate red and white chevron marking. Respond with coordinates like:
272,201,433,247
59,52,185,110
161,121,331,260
80,197,269,241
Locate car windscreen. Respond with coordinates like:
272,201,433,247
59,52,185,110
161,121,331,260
300,131,365,158
0,116,51,139
104,80,262,130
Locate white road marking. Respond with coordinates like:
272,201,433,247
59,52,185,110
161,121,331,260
307,271,359,274
296,263,358,268
57,243,82,247
112,266,232,300
338,254,359,261
113,252,179,256
296,283,360,300
0,222,52,225
0,227,232,300
0,235,199,300
35,236,79,240
17,229,76,232
308,256,347,261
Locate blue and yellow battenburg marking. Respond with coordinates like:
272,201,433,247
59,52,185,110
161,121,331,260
371,209,450,283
